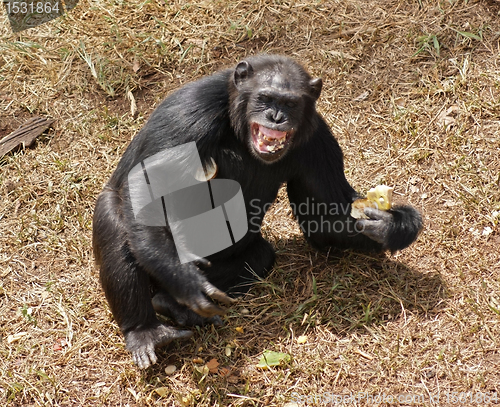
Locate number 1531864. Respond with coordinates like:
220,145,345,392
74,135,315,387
4,1,59,14
2,0,78,32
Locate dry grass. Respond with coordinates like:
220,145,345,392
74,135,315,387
1,0,500,405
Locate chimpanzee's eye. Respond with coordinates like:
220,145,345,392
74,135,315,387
260,94,272,103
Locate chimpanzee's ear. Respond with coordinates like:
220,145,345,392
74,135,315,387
309,78,323,100
234,61,254,88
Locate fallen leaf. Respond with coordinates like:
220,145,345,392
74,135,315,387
194,364,209,375
235,326,244,333
256,350,291,369
127,90,137,117
327,50,359,61
206,358,219,373
154,387,169,397
127,388,140,402
53,338,68,351
437,105,460,129
394,97,405,108
219,367,230,377
132,58,140,73
7,332,28,343
354,349,373,360
353,90,370,102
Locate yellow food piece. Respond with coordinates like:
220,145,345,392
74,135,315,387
297,335,308,344
366,185,393,210
351,185,393,219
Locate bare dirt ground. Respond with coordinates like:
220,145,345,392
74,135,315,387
1,0,500,406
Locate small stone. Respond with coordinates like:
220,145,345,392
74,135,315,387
165,365,176,375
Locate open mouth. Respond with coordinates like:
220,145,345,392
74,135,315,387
251,123,291,155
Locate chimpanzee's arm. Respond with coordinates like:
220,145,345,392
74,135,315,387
287,119,422,252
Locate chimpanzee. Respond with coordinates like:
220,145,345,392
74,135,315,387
93,54,423,368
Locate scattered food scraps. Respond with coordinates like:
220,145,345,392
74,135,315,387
297,335,308,344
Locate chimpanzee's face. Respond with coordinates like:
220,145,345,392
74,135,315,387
246,71,305,162
232,58,322,164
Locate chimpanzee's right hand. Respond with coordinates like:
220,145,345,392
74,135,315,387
168,261,235,317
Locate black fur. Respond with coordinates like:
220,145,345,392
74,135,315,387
93,54,423,368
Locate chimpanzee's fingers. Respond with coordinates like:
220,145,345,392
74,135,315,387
202,281,236,305
208,315,224,327
155,326,193,348
356,219,388,244
194,258,212,268
190,295,225,318
131,342,157,369
363,207,393,221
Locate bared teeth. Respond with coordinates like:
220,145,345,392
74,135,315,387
253,125,289,154
259,131,287,143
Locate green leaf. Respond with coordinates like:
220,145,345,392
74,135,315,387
432,35,440,56
457,30,482,41
256,350,291,369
